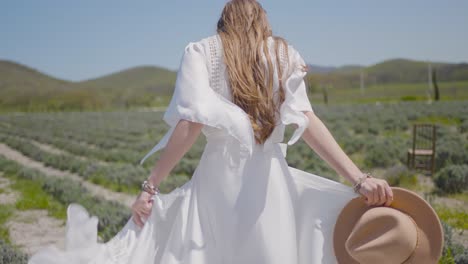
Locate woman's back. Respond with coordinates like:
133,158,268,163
138,33,313,165
206,34,290,100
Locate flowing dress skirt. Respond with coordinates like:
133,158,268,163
28,137,358,264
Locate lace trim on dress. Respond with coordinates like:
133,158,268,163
208,35,230,99
278,39,289,80
208,36,221,94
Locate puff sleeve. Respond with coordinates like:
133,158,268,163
139,41,255,165
279,44,314,146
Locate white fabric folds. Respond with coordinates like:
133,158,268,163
140,35,314,165
279,43,314,145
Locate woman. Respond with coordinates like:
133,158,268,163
29,0,392,263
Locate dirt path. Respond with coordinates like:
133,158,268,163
6,210,66,256
0,143,134,208
415,174,468,248
0,174,66,256
0,176,18,204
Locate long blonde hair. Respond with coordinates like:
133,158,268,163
217,0,289,144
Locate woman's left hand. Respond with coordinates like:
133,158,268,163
131,191,154,228
358,177,394,207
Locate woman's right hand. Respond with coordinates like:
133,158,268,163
358,177,394,207
131,191,154,228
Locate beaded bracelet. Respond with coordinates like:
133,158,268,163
141,180,160,195
353,172,372,194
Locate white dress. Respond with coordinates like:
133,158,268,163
28,34,359,264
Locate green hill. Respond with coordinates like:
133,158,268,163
366,59,446,83
0,60,176,112
0,60,71,103
75,65,176,109
78,65,175,92
0,60,70,90
1,57,467,112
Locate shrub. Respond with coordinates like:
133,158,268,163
342,137,366,155
0,239,27,264
382,113,409,132
0,204,14,243
364,138,404,168
434,165,468,194
436,126,454,139
434,204,468,230
454,251,468,264
436,134,468,171
40,178,131,241
367,124,380,135
440,221,468,264
383,164,418,188
349,118,381,135
460,120,468,133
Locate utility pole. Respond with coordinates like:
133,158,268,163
427,62,433,103
360,69,365,95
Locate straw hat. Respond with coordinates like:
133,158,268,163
333,187,443,264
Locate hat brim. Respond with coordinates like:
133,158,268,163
333,187,443,264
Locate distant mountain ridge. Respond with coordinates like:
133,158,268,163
307,64,364,74
1,57,467,111
306,58,468,90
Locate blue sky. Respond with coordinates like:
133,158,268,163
1,0,467,82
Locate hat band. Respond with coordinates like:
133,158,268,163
401,212,419,263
